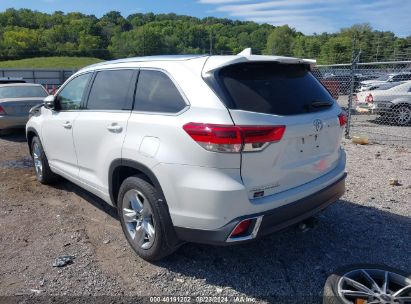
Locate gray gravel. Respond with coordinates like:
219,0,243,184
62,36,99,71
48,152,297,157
0,131,410,303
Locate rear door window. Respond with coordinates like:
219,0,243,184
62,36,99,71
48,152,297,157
134,70,187,113
86,70,134,110
216,62,334,115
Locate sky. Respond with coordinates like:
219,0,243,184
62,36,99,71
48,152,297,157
0,0,410,37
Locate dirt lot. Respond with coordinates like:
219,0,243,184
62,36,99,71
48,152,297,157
0,130,410,303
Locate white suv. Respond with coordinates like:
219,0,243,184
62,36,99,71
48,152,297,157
26,52,347,261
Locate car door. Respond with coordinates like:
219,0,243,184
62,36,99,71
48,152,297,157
41,72,92,178
72,69,137,198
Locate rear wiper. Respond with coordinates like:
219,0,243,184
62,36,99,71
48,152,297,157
310,100,333,108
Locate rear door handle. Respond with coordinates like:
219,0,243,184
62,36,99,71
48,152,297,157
63,122,72,129
107,123,123,133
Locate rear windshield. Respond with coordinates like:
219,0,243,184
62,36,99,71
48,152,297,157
0,86,47,98
216,62,334,115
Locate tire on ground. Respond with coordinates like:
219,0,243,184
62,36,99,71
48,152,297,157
31,136,59,184
117,175,180,261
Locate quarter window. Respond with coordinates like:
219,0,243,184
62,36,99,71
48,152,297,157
58,73,92,111
134,70,186,113
87,70,134,110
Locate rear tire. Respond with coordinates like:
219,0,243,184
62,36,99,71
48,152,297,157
31,136,59,184
117,176,179,261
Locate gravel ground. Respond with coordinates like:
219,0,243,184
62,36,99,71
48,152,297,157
0,130,410,303
350,114,411,148
336,95,411,148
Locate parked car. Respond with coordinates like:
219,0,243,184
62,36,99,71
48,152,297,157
26,52,347,261
359,72,411,92
0,83,48,133
311,68,340,99
362,81,404,91
356,81,411,125
320,72,372,95
0,77,26,84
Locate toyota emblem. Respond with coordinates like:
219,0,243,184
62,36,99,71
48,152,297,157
313,119,323,132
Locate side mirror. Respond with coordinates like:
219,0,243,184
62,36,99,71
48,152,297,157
44,95,56,109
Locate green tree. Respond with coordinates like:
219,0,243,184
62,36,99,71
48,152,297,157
109,26,166,58
264,25,296,56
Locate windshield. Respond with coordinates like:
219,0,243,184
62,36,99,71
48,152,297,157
0,86,47,98
216,62,334,115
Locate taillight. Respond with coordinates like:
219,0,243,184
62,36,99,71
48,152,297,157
0,105,6,115
366,94,373,103
242,126,285,152
183,123,285,153
338,111,347,127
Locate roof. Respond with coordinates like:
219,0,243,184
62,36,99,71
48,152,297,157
85,54,207,70
79,49,316,75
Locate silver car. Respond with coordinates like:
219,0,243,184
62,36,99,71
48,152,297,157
0,83,48,132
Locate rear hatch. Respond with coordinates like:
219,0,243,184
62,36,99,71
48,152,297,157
206,61,344,199
0,85,47,115
0,98,44,115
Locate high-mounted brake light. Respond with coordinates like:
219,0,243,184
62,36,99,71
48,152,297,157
183,123,285,153
338,111,347,127
0,105,6,115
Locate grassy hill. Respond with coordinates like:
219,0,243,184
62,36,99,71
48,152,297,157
0,57,104,69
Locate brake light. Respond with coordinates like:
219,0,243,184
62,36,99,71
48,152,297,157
183,123,285,153
366,94,373,103
0,105,6,115
338,111,347,127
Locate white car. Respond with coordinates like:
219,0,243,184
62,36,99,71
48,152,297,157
359,72,411,92
26,52,347,261
356,81,411,125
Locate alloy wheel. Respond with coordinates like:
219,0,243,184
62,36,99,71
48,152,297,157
122,189,156,250
394,106,411,125
337,268,411,304
32,143,43,179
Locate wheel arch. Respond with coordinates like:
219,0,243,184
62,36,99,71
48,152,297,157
26,127,39,155
390,98,411,107
109,159,166,207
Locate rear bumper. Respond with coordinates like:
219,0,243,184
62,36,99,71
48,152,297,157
0,115,28,129
174,172,346,245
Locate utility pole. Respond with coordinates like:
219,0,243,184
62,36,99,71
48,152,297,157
142,24,145,56
375,40,380,61
345,35,361,139
209,29,213,55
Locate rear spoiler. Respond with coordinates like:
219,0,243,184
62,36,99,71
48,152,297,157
202,48,316,76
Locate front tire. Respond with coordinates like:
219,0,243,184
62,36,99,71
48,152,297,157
392,105,411,126
117,176,179,261
31,136,59,184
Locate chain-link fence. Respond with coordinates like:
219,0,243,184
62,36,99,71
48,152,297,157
314,60,411,147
